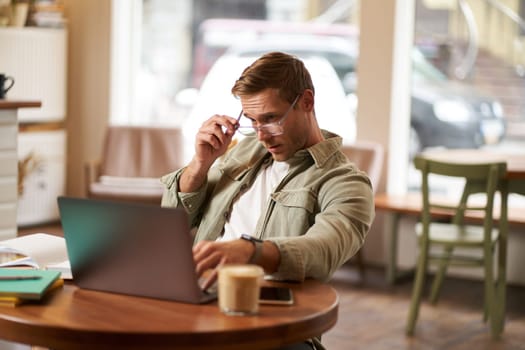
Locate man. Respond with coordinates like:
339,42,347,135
161,52,374,349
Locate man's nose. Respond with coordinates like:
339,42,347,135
257,129,272,141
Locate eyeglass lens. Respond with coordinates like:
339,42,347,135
237,94,300,136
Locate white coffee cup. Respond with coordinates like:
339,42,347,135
218,264,264,316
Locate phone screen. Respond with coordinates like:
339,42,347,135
259,286,294,305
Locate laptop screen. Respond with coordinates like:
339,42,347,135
57,196,215,304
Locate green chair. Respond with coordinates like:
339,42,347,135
406,155,507,338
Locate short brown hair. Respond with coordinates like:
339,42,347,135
231,52,314,104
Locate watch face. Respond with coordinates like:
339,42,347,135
241,234,263,243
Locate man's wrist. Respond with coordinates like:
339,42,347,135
179,158,212,193
241,234,263,264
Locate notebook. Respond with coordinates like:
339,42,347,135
57,196,216,304
0,269,62,300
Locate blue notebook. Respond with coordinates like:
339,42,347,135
0,268,61,300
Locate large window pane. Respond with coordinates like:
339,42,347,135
125,0,524,198
411,0,525,206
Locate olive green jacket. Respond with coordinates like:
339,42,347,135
161,130,375,283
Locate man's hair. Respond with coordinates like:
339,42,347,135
231,51,314,104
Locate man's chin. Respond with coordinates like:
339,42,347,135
266,145,291,161
270,152,289,162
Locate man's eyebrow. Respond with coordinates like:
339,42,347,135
243,111,278,121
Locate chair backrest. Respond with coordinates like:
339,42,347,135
100,126,183,178
341,141,384,194
413,155,507,229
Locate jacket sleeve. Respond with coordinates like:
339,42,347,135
160,166,224,229
267,169,375,282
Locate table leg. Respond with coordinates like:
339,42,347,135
384,212,416,285
384,212,400,285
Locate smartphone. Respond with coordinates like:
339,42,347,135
259,286,294,305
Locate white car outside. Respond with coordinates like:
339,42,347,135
180,54,356,164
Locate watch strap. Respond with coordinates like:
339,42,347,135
241,234,263,264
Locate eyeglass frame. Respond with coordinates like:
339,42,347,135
236,94,302,136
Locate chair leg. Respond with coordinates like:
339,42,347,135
429,245,453,304
406,239,430,336
491,254,507,338
490,193,508,339
491,239,508,337
483,243,495,324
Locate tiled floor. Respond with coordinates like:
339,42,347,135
324,264,525,349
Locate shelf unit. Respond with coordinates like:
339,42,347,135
0,27,67,227
0,101,41,240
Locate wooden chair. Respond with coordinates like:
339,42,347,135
406,155,507,338
341,141,384,279
85,125,183,205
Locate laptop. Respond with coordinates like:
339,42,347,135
57,196,216,304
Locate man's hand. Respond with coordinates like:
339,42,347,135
179,115,238,193
194,114,238,165
193,238,281,291
193,239,254,290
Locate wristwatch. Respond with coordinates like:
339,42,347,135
241,234,263,264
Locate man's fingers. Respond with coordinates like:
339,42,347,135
200,268,217,291
195,250,220,276
200,256,227,291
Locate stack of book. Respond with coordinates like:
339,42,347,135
0,233,71,279
0,268,63,307
27,0,66,28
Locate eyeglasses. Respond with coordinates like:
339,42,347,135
236,94,301,137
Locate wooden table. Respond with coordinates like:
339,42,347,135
0,280,338,350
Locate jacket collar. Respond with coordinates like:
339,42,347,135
227,129,343,169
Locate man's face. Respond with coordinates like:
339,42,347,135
240,89,308,161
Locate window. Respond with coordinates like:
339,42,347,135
110,0,524,202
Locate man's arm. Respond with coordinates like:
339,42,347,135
258,240,281,273
178,158,213,193
267,173,375,282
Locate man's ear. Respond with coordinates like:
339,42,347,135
301,89,315,112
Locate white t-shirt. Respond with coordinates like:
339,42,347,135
219,160,290,241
